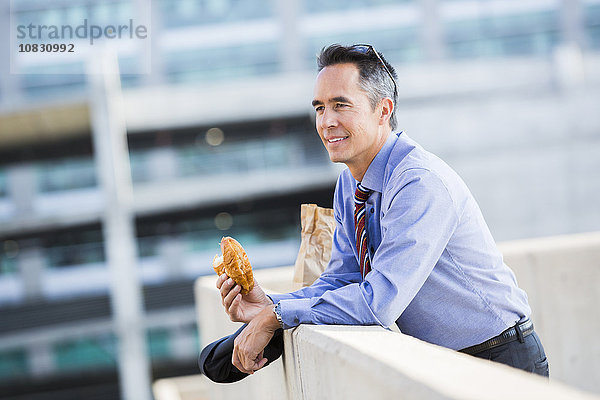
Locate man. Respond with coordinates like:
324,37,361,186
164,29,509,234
216,44,549,377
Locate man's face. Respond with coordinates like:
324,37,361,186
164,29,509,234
312,63,387,178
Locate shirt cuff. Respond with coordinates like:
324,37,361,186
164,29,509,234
267,293,297,304
278,298,313,329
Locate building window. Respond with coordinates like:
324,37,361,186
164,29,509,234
0,170,7,198
37,157,97,193
585,4,600,50
165,42,280,83
176,135,317,178
54,334,117,372
303,0,409,15
147,328,170,361
19,62,87,100
306,27,422,68
159,0,274,28
0,252,19,276
0,349,28,382
44,228,105,269
444,11,561,59
135,207,300,263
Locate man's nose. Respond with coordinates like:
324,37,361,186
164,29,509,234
320,108,337,130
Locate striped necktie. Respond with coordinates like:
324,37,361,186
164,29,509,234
354,182,372,279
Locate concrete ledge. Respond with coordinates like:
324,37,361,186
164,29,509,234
153,323,600,400
289,325,598,400
152,374,210,400
499,231,600,256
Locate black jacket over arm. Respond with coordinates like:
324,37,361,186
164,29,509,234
198,324,284,383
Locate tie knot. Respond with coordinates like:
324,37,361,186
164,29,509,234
354,182,371,204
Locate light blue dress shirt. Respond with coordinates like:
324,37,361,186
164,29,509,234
270,132,531,350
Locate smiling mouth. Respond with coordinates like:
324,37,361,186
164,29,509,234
327,137,348,143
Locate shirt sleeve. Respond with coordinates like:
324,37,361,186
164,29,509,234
269,178,362,324
275,168,459,329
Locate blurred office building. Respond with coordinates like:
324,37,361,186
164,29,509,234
1,0,599,399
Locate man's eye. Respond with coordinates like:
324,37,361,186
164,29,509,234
315,106,324,112
335,103,347,108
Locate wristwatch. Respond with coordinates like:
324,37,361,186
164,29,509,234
273,302,284,329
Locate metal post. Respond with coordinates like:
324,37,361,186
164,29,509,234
419,0,445,61
275,0,304,72
87,50,153,400
561,0,585,48
7,165,36,218
1,0,23,108
17,246,44,302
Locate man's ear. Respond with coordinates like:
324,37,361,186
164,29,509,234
378,97,394,126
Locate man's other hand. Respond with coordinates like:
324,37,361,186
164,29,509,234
216,273,273,323
232,305,280,374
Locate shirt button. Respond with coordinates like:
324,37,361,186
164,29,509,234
370,208,374,213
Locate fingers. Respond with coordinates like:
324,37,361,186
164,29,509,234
232,345,258,375
227,293,243,321
217,274,247,322
232,352,250,374
232,348,250,374
225,291,242,322
256,357,268,370
219,276,236,301
232,348,267,374
232,316,274,375
216,273,228,289
219,275,244,322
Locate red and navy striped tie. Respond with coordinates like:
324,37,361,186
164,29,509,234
354,182,372,279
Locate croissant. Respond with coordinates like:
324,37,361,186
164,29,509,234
212,236,254,295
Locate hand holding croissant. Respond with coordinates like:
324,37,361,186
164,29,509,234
214,237,272,323
213,236,254,295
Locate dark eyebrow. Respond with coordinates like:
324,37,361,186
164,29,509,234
311,96,352,107
331,96,351,103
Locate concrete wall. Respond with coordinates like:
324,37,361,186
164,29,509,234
498,232,600,394
154,232,600,400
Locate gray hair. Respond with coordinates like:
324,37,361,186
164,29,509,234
317,44,398,131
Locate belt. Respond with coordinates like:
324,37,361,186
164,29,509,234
459,318,534,356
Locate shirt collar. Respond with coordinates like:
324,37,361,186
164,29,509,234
360,131,401,193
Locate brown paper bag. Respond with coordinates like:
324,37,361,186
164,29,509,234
293,204,335,288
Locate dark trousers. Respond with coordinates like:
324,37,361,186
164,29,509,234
471,331,549,377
